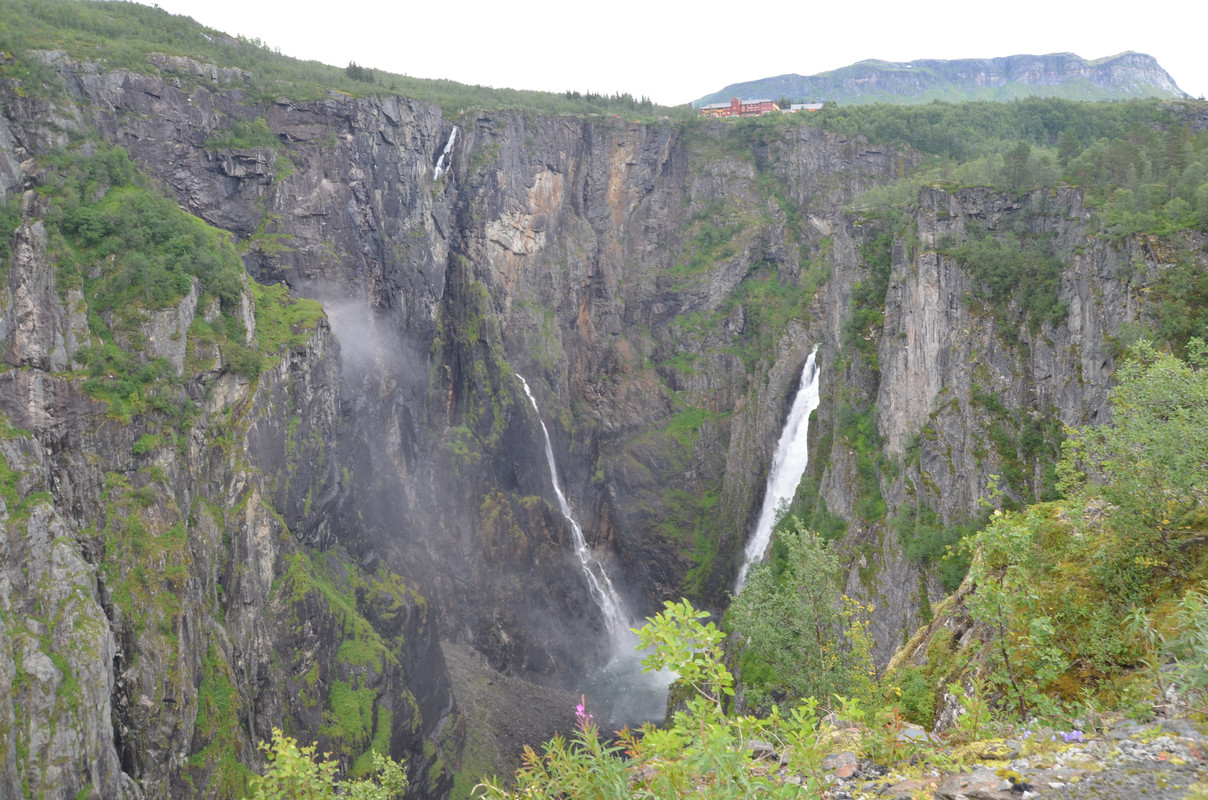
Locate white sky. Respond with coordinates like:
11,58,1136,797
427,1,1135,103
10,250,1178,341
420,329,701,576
139,0,1207,105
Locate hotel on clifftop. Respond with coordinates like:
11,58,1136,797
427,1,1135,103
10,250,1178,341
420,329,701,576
698,97,780,117
698,98,826,117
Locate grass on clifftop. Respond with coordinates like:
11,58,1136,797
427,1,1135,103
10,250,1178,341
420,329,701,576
0,0,684,118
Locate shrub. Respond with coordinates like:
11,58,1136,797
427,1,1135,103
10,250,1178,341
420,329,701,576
248,728,406,800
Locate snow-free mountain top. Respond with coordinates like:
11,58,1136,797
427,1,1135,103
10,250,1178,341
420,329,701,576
695,52,1187,107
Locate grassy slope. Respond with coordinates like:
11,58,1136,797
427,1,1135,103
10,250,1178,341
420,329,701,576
0,0,687,118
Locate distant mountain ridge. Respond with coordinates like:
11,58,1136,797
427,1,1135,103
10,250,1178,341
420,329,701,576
696,52,1187,106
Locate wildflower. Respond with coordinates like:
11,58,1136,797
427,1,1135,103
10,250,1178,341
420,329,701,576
1061,729,1083,743
575,695,594,730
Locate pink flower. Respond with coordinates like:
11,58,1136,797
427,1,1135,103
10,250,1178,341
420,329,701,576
575,695,594,729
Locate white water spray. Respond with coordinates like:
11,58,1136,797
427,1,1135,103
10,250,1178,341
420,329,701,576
736,347,821,590
433,127,458,181
516,374,630,642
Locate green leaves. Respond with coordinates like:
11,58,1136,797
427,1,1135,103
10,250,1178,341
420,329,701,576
727,520,847,714
204,117,282,151
944,228,1067,332
248,728,407,800
636,599,732,718
1061,339,1208,596
478,598,837,798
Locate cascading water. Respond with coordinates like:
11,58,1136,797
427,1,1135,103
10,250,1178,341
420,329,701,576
736,347,821,591
516,374,672,727
433,127,458,181
516,374,629,641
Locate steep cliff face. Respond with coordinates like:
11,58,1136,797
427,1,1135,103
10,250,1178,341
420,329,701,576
5,44,1200,798
0,64,458,798
37,49,921,679
804,183,1204,661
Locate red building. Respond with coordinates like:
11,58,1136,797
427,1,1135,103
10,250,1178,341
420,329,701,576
699,97,780,117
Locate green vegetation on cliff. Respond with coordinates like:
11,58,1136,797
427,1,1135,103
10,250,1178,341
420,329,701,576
813,98,1208,248
0,91,426,791
274,547,427,776
0,0,680,117
777,97,1208,590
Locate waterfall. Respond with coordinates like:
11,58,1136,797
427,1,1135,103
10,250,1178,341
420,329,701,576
736,347,821,590
433,127,458,181
515,374,630,642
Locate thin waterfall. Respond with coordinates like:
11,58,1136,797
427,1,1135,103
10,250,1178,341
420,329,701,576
736,347,821,590
515,374,630,642
433,127,458,181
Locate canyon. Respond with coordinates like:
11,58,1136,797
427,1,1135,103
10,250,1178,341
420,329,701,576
1,44,1202,800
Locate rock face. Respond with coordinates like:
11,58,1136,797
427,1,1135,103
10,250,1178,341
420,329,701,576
697,51,1187,106
0,61,459,798
35,50,920,677
1,48,1200,798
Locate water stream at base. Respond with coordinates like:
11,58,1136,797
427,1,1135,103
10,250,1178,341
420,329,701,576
736,347,821,591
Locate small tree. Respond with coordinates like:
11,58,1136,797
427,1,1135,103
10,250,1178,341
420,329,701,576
345,62,373,83
728,518,847,713
636,598,733,718
1002,141,1032,190
1060,338,1208,598
1057,130,1081,168
248,728,407,800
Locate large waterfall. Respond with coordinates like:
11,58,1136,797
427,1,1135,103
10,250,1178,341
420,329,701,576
516,374,630,642
736,347,821,590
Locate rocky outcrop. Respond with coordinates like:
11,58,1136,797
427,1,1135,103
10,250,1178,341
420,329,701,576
0,500,124,800
804,183,1201,660
0,220,76,371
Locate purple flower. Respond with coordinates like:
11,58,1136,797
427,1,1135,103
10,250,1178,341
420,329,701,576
575,695,593,729
1061,729,1083,743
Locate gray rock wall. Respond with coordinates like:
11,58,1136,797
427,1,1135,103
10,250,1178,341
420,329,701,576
2,48,1194,797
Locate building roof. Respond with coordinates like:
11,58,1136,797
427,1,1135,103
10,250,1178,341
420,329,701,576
699,98,777,110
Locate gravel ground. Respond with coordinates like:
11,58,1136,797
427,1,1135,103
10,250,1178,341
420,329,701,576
1042,757,1208,799
1038,724,1208,800
832,719,1208,800
441,640,580,787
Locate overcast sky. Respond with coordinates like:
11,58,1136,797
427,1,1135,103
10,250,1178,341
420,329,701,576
138,0,1206,105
